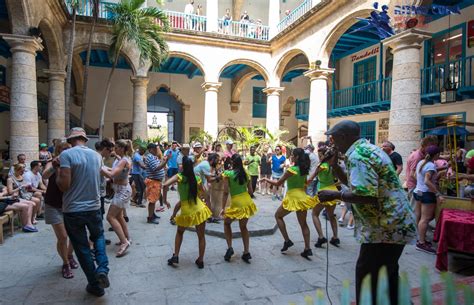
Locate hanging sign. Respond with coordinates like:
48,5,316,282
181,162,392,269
468,20,474,48
351,47,379,62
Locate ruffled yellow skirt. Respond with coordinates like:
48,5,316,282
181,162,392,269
282,188,317,212
315,184,340,206
175,198,212,227
225,192,257,219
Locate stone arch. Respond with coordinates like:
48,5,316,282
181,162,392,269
274,49,309,80
38,18,64,70
317,9,374,67
147,84,186,108
166,51,206,78
5,0,31,35
218,59,270,83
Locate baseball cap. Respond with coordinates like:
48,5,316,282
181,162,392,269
225,139,234,145
39,143,48,148
66,127,89,142
147,143,158,149
304,144,314,151
325,120,360,137
193,142,203,148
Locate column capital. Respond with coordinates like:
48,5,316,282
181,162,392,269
383,29,431,53
304,67,334,81
43,69,66,81
2,34,43,55
262,87,284,96
130,76,149,87
201,82,222,92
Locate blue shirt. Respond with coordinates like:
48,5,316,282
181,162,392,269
271,155,286,174
194,160,211,187
59,145,101,213
144,153,165,180
165,148,179,169
131,152,143,175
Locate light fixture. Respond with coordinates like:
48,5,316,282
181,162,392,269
440,14,457,104
437,53,443,57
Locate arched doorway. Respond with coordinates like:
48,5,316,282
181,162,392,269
147,86,183,142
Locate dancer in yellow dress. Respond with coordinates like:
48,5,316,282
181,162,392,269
261,148,317,259
164,156,212,269
220,154,257,263
307,145,340,248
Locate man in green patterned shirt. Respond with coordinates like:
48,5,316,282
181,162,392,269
318,120,416,305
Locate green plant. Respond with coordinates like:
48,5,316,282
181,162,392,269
293,266,474,305
98,0,169,139
132,137,148,149
147,135,166,144
190,130,214,146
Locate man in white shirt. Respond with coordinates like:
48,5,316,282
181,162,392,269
184,0,194,29
24,160,46,217
305,144,319,196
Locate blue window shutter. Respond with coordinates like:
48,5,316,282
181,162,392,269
359,121,376,143
252,87,267,118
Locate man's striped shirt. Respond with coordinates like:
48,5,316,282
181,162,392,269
144,153,165,180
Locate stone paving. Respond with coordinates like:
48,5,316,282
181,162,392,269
0,191,472,305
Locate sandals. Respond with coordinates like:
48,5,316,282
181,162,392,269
62,264,74,279
116,241,130,257
68,256,79,269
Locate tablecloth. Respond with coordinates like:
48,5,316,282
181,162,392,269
433,208,474,271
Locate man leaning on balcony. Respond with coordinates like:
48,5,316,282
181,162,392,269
184,0,194,30
318,120,417,305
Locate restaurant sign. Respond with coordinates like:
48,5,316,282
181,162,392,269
351,47,379,62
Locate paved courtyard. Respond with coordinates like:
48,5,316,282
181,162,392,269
0,191,472,305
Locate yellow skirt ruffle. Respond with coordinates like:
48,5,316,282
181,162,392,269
282,188,317,212
224,192,257,219
175,199,212,227
315,184,339,206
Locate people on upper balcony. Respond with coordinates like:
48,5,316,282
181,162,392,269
222,8,232,34
184,0,195,30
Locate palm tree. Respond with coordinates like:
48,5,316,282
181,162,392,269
80,0,99,128
64,0,79,134
98,0,170,139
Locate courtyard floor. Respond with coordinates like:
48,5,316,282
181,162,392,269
0,191,472,305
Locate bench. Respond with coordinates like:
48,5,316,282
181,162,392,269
0,210,15,244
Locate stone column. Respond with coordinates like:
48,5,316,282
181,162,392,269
44,69,66,144
206,0,218,32
304,67,334,143
263,87,284,135
383,29,431,166
268,0,280,38
202,82,222,139
2,34,43,162
131,76,149,140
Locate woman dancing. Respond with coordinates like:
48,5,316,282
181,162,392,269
166,156,211,269
261,148,316,258
102,139,133,257
220,154,257,263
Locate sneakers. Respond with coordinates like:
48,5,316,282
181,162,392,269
22,225,38,233
281,240,294,252
314,237,328,248
96,272,110,289
168,254,179,266
147,216,160,224
224,247,234,261
416,242,436,255
300,249,313,259
338,217,344,225
329,237,340,247
86,284,105,297
241,252,252,264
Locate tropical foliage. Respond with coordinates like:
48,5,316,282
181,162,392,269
294,266,473,305
98,0,170,139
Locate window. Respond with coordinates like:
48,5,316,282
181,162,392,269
429,27,463,66
252,87,267,118
353,57,377,104
359,121,376,143
0,65,5,86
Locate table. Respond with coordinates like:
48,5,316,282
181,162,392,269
433,208,474,271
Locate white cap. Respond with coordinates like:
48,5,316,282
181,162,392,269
193,142,203,148
225,139,234,145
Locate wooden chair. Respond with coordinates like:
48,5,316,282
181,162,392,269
0,210,15,244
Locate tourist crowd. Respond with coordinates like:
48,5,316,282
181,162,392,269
1,121,474,303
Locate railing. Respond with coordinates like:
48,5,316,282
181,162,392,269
421,55,474,96
277,0,316,32
66,0,115,19
164,11,207,32
217,20,270,40
295,98,309,120
330,77,392,110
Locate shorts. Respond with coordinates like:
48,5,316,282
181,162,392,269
111,184,132,209
44,204,63,225
272,171,283,180
145,178,162,203
413,191,437,204
167,167,179,178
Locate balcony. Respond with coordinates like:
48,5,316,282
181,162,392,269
65,0,269,41
277,0,315,32
295,98,309,121
421,55,474,104
328,78,392,118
